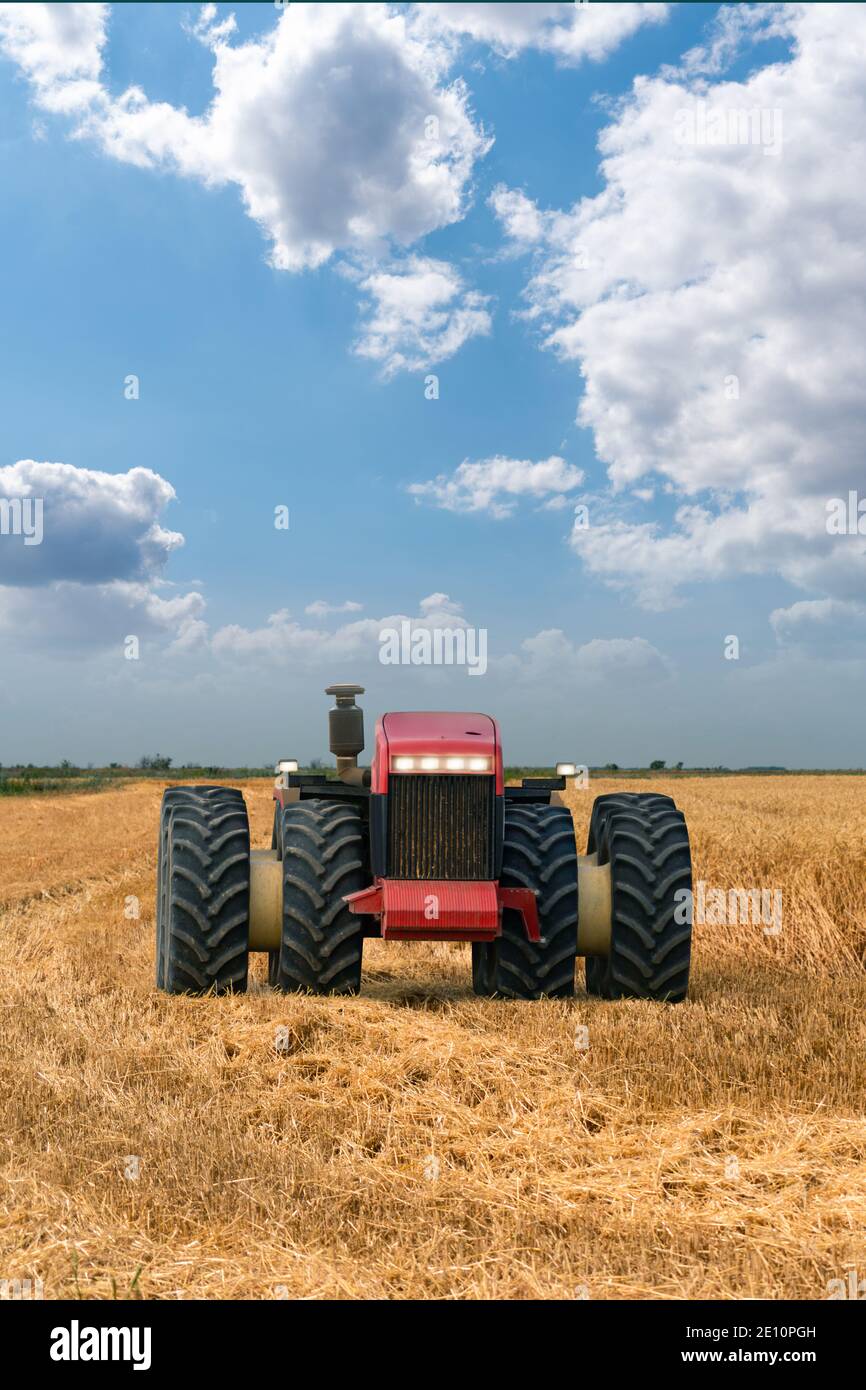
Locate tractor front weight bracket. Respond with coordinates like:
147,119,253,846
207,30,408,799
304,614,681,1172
343,880,541,943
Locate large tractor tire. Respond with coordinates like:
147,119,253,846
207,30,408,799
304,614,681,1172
587,792,676,855
472,803,578,999
156,786,245,988
585,793,692,1002
273,800,366,995
157,789,250,994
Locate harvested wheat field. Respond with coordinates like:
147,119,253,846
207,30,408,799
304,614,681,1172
1,776,864,1300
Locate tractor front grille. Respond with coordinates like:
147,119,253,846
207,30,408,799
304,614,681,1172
387,774,495,880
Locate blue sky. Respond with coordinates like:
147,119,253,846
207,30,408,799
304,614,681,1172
0,2,864,767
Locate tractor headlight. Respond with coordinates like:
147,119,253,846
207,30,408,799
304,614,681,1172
390,754,492,773
276,758,299,774
556,762,577,777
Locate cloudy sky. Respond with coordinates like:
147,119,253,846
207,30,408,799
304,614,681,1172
0,1,864,767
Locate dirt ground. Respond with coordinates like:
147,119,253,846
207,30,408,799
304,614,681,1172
1,775,864,1299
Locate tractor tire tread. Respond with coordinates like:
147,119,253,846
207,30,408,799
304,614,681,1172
159,792,250,995
472,803,578,1000
585,796,692,1002
275,800,366,995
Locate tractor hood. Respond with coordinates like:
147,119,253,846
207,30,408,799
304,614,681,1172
373,711,502,793
383,710,496,755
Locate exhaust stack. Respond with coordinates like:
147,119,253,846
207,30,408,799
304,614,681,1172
325,684,369,786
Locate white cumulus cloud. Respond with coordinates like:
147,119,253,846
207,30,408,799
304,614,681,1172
408,454,584,518
0,1,107,111
351,254,491,376
211,591,469,666
1,2,490,272
412,3,670,65
770,597,866,659
501,629,670,685
0,461,183,587
305,599,363,617
0,459,199,651
491,2,866,610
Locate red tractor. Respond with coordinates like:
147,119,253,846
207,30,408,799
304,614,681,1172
156,685,693,1001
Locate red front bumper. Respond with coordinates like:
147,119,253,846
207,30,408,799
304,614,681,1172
344,879,540,943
